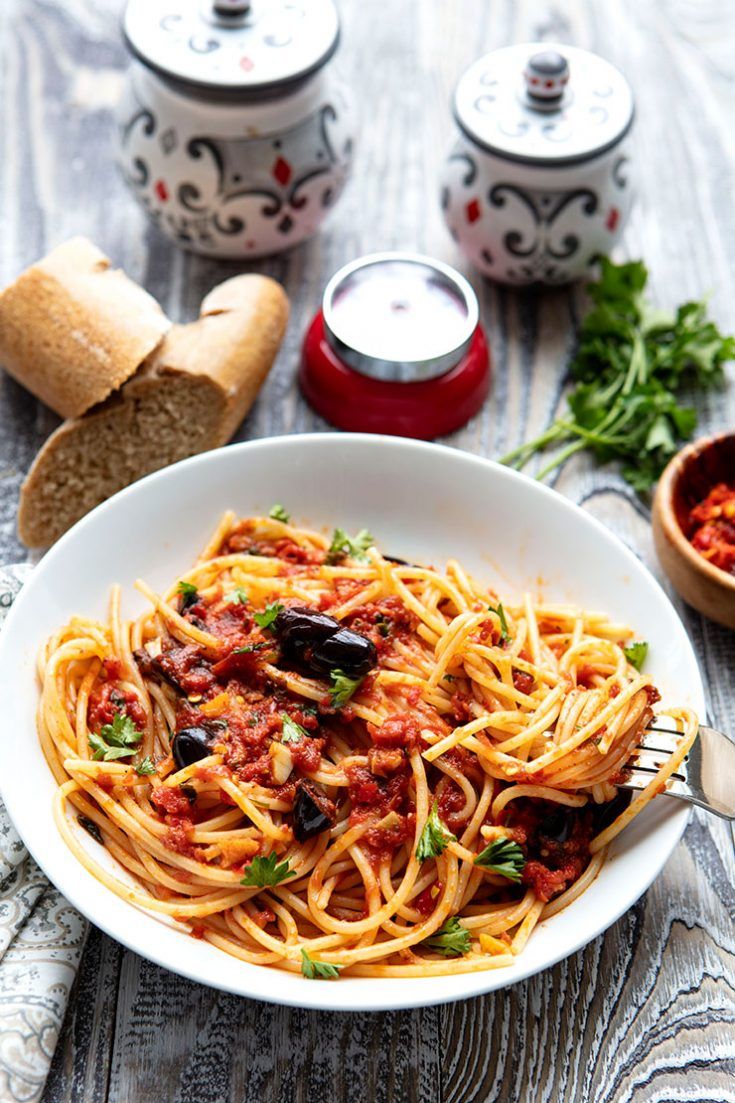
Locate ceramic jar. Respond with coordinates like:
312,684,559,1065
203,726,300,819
116,0,354,258
440,44,634,285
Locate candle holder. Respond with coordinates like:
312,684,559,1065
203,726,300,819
299,252,490,438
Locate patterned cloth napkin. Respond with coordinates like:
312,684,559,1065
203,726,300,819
0,565,87,1103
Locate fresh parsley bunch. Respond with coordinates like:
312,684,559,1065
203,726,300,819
502,258,734,491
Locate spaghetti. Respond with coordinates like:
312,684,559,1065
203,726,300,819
38,512,698,978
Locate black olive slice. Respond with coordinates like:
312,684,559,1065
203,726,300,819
171,726,214,770
78,815,103,845
538,808,575,844
292,780,336,842
179,588,199,613
592,789,633,832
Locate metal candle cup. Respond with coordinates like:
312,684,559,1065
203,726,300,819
300,252,490,438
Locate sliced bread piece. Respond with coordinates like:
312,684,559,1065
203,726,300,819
0,237,170,418
18,273,288,547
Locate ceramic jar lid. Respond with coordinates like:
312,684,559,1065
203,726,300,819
123,0,340,95
454,42,634,166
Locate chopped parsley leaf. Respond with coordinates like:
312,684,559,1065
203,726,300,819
224,587,249,605
329,668,364,708
269,504,290,523
253,601,284,630
325,527,374,564
233,642,267,655
623,641,648,671
300,948,342,979
281,713,307,743
474,837,525,882
177,580,199,612
422,917,471,957
88,712,142,762
134,756,157,776
415,801,456,861
240,852,292,887
488,602,510,644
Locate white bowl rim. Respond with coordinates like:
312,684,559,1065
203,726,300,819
0,433,702,1011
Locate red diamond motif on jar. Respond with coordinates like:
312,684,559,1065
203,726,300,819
154,179,169,202
239,56,254,72
272,156,292,186
606,206,620,232
466,198,481,223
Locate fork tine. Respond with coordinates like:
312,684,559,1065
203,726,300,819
623,763,687,782
632,743,687,757
619,771,690,795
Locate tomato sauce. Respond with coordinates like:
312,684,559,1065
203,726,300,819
368,712,421,749
88,683,146,731
500,797,595,903
687,482,735,575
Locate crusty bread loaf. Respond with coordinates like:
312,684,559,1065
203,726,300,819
18,274,289,548
0,237,170,418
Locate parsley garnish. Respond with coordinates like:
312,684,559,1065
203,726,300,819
474,837,525,882
88,712,142,762
233,642,267,654
281,713,307,743
300,948,342,979
329,668,364,708
269,504,290,523
253,601,284,629
240,851,293,887
488,602,510,644
224,587,249,605
325,527,374,564
623,641,648,671
177,580,199,612
422,917,471,957
501,257,735,491
416,801,456,861
135,756,156,776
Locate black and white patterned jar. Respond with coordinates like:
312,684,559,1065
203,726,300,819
441,44,634,285
117,0,354,258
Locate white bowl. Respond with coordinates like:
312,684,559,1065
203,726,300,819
0,435,703,1011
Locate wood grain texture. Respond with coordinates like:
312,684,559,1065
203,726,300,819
0,0,731,1100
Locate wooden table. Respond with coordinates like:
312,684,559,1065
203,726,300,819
1,1,732,1099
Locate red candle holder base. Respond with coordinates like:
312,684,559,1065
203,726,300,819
299,312,490,439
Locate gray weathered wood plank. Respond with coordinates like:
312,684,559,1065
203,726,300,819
0,0,730,1100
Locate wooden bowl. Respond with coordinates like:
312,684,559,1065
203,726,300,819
652,432,735,629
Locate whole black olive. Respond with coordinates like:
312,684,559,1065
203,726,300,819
308,627,377,677
171,726,213,769
538,808,575,844
592,789,633,833
273,606,340,653
292,780,336,842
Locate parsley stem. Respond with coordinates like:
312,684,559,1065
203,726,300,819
498,423,566,468
534,439,588,481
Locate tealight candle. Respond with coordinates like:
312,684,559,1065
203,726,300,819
300,252,490,438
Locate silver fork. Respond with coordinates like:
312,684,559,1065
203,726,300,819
619,723,735,821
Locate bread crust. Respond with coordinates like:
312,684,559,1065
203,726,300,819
0,237,170,418
18,272,289,547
